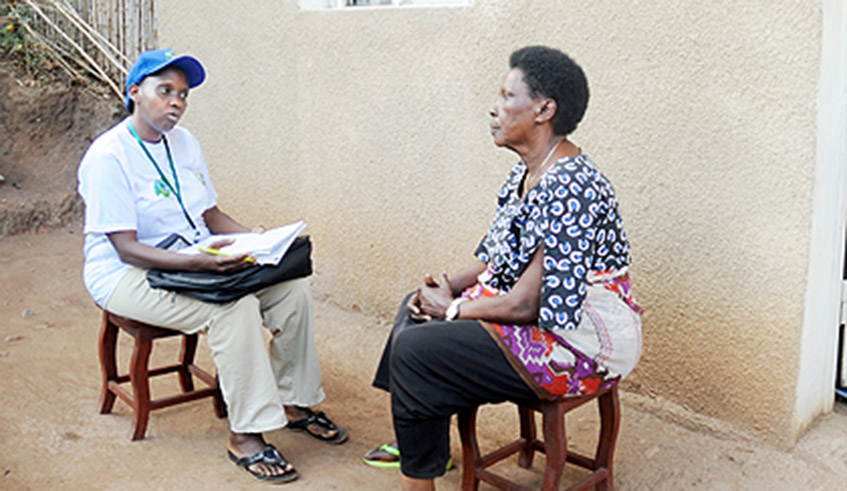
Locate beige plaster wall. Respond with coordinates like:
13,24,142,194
156,1,823,443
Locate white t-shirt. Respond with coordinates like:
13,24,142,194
77,119,218,307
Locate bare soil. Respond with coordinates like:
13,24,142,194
0,60,123,236
1,61,846,491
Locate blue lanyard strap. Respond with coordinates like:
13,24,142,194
127,121,197,233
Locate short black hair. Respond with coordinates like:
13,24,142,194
509,46,589,136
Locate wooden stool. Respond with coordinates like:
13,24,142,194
458,384,620,490
98,311,227,440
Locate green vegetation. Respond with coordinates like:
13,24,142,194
1,2,54,77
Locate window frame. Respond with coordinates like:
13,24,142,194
299,0,472,10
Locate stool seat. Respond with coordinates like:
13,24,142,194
98,311,226,440
458,384,620,490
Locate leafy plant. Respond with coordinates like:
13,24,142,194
1,3,30,54
1,2,52,76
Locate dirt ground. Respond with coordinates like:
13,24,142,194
1,227,847,490
2,61,847,491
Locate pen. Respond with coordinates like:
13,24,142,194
198,246,256,263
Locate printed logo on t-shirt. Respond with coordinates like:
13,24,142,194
194,172,206,187
154,179,171,197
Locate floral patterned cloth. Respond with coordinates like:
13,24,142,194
472,154,642,398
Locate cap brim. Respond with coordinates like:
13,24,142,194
166,55,206,88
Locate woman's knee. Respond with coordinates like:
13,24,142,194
284,277,312,296
206,294,264,350
230,292,261,312
389,328,417,366
388,325,442,379
266,277,312,308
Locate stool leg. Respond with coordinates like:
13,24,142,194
129,331,154,441
213,375,228,419
595,387,621,490
541,403,566,491
458,406,481,491
98,315,118,414
518,405,537,469
178,334,198,393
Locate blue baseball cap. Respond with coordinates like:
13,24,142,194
125,49,206,108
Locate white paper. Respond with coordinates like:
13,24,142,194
181,221,307,265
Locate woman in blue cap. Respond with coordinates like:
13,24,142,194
77,49,346,484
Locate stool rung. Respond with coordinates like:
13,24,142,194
149,387,219,411
526,440,596,470
113,364,184,384
529,439,545,453
476,468,527,491
565,467,610,491
566,452,597,470
479,439,531,468
107,380,217,409
188,365,216,386
108,382,135,408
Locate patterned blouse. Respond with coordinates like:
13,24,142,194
471,153,640,398
475,153,633,331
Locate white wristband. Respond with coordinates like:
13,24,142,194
445,297,468,321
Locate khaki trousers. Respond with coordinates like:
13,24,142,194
106,267,325,434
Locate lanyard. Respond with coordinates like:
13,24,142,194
127,121,199,239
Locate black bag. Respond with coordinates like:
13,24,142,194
146,235,312,304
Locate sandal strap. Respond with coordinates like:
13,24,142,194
379,443,400,457
290,410,337,431
310,411,337,430
235,445,289,468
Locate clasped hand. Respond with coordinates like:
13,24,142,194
407,273,454,322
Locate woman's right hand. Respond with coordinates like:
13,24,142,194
407,273,441,321
407,273,455,321
406,275,432,322
193,238,256,273
406,292,429,322
107,231,255,273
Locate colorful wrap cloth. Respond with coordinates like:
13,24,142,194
467,268,642,399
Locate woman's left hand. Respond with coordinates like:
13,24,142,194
417,273,455,320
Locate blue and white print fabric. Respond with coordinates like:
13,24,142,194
474,154,631,331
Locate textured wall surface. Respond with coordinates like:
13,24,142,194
156,1,824,443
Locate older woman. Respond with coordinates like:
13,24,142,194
77,49,346,484
365,46,642,490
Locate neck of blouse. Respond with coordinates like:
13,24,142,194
523,138,565,196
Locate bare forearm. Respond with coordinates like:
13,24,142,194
449,260,487,296
108,230,252,273
456,293,538,325
454,248,543,325
203,206,251,234
111,237,205,271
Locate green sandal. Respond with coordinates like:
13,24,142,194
363,442,453,471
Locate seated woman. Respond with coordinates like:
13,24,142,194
365,46,642,490
77,49,346,484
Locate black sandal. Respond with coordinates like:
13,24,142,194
227,444,299,484
287,409,348,444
